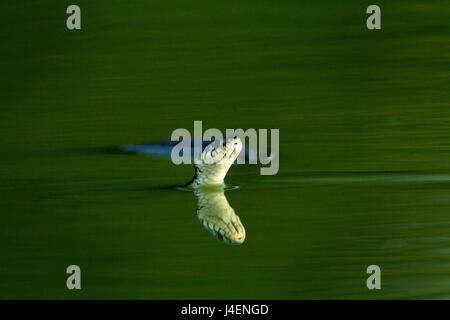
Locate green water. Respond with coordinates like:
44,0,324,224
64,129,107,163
1,1,449,299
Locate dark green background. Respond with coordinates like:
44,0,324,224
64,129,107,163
1,1,449,298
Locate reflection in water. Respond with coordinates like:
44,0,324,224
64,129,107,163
193,186,245,245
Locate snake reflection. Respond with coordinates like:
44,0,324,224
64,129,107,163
194,185,245,245
122,136,246,244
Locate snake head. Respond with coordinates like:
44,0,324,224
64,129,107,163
192,136,242,186
197,136,242,166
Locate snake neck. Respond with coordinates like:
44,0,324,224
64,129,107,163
181,136,242,188
182,165,202,188
184,163,228,188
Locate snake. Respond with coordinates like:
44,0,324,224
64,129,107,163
121,136,246,244
183,136,243,188
187,136,245,244
122,135,245,188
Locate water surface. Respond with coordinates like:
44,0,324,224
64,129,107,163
0,1,449,299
